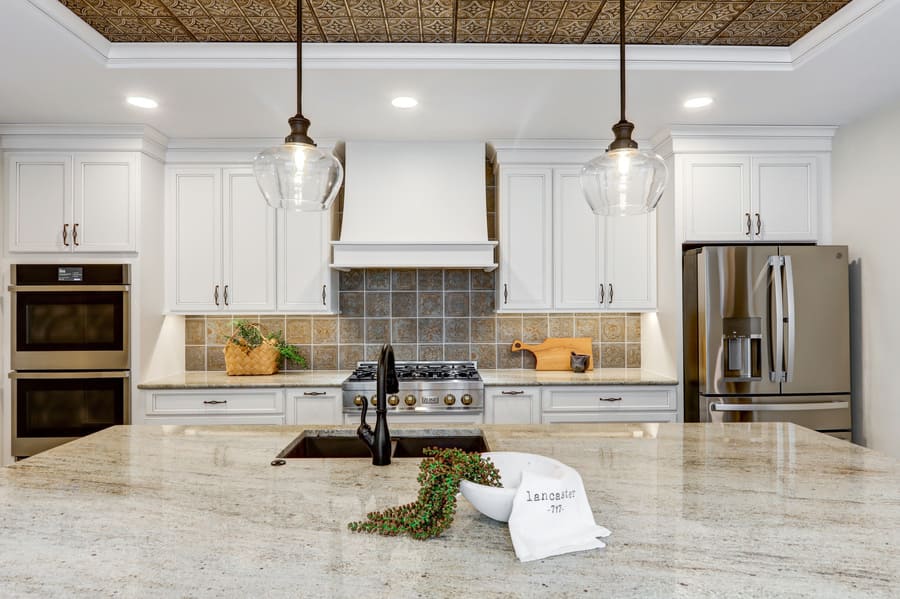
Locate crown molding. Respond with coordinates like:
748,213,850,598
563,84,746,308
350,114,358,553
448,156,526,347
652,125,838,154
790,0,889,68
0,124,169,161
165,137,341,164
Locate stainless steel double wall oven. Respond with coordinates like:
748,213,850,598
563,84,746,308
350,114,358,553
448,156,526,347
9,264,131,457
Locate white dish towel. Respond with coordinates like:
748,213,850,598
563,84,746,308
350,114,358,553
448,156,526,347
507,465,611,562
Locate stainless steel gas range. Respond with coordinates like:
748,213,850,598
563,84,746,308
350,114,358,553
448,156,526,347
342,361,484,421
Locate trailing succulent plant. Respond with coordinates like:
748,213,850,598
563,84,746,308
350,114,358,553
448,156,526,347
227,319,307,368
348,447,502,540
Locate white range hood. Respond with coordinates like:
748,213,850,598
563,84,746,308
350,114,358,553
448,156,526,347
331,140,497,271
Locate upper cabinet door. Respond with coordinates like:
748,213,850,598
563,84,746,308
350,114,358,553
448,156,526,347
222,168,276,312
73,152,137,252
683,155,752,242
498,167,553,311
170,168,222,311
752,156,817,242
6,153,72,252
553,168,602,311
603,211,657,311
277,206,336,313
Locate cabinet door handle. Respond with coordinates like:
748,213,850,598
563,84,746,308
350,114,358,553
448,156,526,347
608,283,614,305
745,213,751,236
223,285,229,306
303,391,327,396
214,285,219,306
599,284,605,304
598,397,623,402
203,400,227,405
62,223,69,247
501,390,524,395
755,213,761,236
73,223,79,246
503,283,509,305
322,284,326,306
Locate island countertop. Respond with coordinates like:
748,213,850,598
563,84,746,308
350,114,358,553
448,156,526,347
137,368,676,389
1,423,897,597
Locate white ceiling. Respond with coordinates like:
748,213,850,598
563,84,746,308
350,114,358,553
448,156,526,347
2,0,900,142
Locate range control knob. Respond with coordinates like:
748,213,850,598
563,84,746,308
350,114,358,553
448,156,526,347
353,395,365,407
388,394,400,406
461,393,474,406
444,394,457,406
404,394,417,406
370,395,377,406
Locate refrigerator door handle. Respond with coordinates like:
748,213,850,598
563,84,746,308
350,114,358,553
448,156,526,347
768,255,785,382
783,255,796,384
709,401,849,413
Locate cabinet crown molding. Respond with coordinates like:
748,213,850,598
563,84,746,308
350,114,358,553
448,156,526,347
165,138,342,165
0,124,168,161
652,125,838,155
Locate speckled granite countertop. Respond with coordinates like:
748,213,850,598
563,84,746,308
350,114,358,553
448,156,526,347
138,368,676,389
1,423,896,597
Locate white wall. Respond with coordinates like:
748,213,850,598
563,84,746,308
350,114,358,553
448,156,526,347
832,99,900,459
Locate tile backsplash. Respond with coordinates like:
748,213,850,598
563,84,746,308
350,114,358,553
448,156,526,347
185,269,641,371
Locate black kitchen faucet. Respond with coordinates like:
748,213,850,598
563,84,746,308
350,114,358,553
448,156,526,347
357,343,398,465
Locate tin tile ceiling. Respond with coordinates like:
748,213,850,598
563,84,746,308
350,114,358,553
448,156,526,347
58,0,850,46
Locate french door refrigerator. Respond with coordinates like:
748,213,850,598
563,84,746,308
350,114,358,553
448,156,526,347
683,245,851,439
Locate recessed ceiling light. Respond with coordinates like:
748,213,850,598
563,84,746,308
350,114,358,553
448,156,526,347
391,96,418,109
684,96,714,109
126,96,158,109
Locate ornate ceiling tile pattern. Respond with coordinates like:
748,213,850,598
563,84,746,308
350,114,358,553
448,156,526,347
58,0,852,46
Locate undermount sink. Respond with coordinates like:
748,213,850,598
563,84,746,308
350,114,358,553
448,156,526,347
276,429,489,459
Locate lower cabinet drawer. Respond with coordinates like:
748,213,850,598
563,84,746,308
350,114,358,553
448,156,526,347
542,387,676,412
143,414,286,425
542,411,677,424
147,390,284,416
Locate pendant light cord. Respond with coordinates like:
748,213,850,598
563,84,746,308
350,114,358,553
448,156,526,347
296,0,303,117
619,0,626,123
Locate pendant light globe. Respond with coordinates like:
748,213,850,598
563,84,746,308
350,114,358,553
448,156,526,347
254,0,343,212
580,0,666,216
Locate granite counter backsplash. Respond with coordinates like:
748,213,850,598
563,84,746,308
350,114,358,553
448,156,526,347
185,268,641,371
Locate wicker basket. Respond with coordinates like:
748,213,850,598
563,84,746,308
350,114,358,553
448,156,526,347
224,337,281,376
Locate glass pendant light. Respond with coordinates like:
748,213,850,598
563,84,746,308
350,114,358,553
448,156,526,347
253,0,343,211
581,0,667,216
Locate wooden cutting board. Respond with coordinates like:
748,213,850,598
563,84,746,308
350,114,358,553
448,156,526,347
510,337,594,371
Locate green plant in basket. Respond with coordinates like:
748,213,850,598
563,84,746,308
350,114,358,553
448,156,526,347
227,319,307,368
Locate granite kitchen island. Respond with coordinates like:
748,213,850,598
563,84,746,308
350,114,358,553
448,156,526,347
1,423,897,598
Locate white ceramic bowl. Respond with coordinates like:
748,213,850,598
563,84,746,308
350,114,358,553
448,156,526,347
459,452,568,522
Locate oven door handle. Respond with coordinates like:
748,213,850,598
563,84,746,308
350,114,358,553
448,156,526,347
8,284,131,292
9,371,131,380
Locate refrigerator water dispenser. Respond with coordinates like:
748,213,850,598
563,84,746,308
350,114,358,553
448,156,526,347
722,317,761,381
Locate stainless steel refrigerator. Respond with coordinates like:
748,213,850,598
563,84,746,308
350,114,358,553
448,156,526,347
683,245,851,439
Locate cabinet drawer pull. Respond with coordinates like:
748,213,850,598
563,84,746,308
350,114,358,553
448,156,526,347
745,213,751,236
608,283,613,305
223,284,229,306
203,400,227,405
598,397,623,402
501,390,525,395
599,284,605,304
73,223,79,246
303,391,327,396
62,223,69,247
214,285,219,306
755,213,761,236
322,284,327,305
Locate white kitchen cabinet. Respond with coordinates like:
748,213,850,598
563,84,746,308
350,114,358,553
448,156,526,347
168,166,275,312
485,387,540,424
682,154,818,243
277,205,338,313
144,389,285,424
541,386,676,424
497,166,553,311
553,169,656,311
6,151,137,252
285,388,342,425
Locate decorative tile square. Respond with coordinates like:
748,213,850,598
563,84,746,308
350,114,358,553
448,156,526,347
471,318,496,343
392,344,418,361
206,317,232,345
313,345,339,370
523,351,537,369
418,318,444,343
498,316,523,342
470,291,495,316
626,315,642,342
549,316,574,338
365,292,391,317
498,345,523,368
340,292,364,317
445,318,470,343
366,319,391,344
206,346,226,371
523,315,549,343
259,317,287,338
284,345,311,371
312,317,338,344
185,318,206,345
339,269,364,291
391,269,417,290
445,344,471,361
365,268,391,290
286,317,312,344
418,292,443,317
417,269,444,290
445,292,470,317
601,343,626,368
185,346,205,371
339,345,365,369
472,343,497,368
471,270,495,290
391,318,418,343
418,344,444,361
601,316,625,342
340,318,365,344
574,314,599,340
445,269,470,290
626,343,642,368
391,292,417,317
